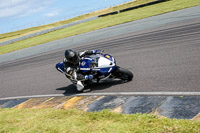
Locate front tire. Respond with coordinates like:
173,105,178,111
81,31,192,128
113,66,133,81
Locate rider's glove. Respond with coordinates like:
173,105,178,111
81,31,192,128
66,67,73,75
93,50,103,54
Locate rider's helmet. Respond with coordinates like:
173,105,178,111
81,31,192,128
65,49,79,65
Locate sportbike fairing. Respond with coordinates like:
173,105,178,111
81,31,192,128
56,52,133,92
56,62,65,73
79,54,116,76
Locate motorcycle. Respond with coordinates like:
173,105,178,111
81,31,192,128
56,53,133,91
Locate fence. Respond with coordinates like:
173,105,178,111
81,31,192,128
0,0,167,46
0,17,98,46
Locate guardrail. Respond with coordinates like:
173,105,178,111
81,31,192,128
0,17,98,46
0,0,167,47
98,0,167,17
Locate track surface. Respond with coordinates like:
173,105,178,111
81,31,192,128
1,13,200,98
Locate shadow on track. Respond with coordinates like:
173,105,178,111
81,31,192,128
56,80,125,95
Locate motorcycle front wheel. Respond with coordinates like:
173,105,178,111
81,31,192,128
113,66,133,81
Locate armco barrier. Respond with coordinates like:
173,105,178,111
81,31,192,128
0,0,167,47
0,16,98,46
98,0,167,17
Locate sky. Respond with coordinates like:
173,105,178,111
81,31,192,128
0,0,134,34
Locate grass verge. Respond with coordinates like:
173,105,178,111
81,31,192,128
0,0,200,55
0,108,200,132
0,0,156,42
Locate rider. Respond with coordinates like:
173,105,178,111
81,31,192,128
62,49,102,82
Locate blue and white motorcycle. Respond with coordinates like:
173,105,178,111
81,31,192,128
56,53,133,91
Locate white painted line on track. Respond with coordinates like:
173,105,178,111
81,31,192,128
75,92,200,96
1,92,200,100
0,94,65,100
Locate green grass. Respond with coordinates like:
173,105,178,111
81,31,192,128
0,0,200,55
0,108,199,132
0,0,156,43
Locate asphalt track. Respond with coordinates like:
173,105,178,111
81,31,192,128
0,8,200,98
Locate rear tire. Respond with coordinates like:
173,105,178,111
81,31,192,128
113,66,133,81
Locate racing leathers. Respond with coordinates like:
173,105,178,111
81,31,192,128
62,50,102,90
